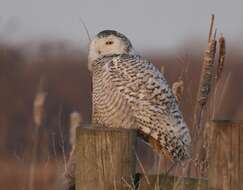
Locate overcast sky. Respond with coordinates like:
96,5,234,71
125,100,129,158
0,0,242,50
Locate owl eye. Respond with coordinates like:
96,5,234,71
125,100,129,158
105,41,114,45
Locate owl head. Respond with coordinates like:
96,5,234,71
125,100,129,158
88,30,133,70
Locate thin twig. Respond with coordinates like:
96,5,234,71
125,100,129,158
135,152,150,185
80,17,91,43
208,14,215,43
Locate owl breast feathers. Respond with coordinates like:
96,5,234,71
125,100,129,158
92,53,191,161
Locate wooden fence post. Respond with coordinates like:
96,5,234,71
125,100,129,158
76,127,137,190
208,120,243,190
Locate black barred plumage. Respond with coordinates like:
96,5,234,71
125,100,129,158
89,30,191,161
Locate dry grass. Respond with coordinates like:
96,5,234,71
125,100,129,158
63,111,82,190
0,159,59,190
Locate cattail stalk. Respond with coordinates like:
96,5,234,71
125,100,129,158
208,14,215,43
193,14,217,130
29,77,47,190
211,35,226,118
64,112,82,190
188,14,218,176
197,38,217,106
197,13,217,107
69,112,82,146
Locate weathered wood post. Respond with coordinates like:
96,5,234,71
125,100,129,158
208,121,243,190
76,127,137,190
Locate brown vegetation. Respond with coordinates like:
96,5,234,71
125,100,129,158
0,36,243,189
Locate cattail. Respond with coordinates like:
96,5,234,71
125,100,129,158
64,112,82,190
33,79,47,128
69,111,82,146
197,15,217,107
172,80,184,103
216,35,226,80
29,78,47,190
192,14,217,135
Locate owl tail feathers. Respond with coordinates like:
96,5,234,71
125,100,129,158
137,130,190,162
137,130,174,161
148,136,173,161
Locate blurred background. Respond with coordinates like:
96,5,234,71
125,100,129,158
0,0,243,189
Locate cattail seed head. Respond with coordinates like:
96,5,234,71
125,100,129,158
172,80,184,103
33,77,47,128
216,35,226,80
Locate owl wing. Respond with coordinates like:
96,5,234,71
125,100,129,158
99,54,191,161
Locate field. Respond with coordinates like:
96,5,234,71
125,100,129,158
0,34,243,189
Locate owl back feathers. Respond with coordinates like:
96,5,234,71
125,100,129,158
92,54,191,161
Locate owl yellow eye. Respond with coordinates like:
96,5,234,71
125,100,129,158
105,41,114,45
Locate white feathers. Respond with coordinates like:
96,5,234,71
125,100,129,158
89,31,191,161
88,34,132,71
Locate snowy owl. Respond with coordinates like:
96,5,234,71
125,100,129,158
88,30,191,161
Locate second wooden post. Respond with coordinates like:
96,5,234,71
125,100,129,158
208,121,243,190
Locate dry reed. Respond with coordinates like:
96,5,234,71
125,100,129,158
211,34,226,117
29,77,47,190
216,35,226,81
172,80,184,103
197,32,217,107
191,15,227,178
63,111,82,190
192,14,218,134
69,112,82,146
186,14,222,177
33,90,47,128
